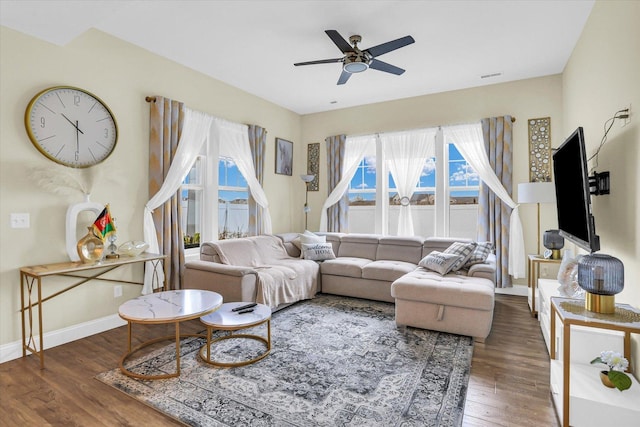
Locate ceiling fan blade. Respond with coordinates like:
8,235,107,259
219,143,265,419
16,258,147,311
337,70,352,85
365,35,415,58
294,58,343,66
369,59,405,75
325,30,355,53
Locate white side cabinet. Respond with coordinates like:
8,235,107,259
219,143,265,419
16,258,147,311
549,297,640,427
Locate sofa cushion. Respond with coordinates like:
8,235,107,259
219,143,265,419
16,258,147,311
337,234,380,259
376,236,424,264
463,241,494,268
443,241,477,271
320,257,373,278
362,260,418,282
391,268,495,311
301,243,336,261
422,237,473,258
418,251,462,275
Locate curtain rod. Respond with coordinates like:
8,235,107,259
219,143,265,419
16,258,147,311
145,96,516,123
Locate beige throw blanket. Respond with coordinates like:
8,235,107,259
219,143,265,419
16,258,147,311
212,235,319,308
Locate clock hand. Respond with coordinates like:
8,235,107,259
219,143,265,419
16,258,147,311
75,120,80,160
61,113,84,134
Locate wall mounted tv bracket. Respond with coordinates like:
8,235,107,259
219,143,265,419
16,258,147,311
589,171,610,195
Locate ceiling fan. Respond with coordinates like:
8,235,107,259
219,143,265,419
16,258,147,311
294,30,415,85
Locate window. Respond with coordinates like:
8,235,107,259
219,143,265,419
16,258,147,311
346,129,479,238
181,156,204,249
218,157,249,240
180,154,250,253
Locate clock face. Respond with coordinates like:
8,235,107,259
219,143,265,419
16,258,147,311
25,86,118,168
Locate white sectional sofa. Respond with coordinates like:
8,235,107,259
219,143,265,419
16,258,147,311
183,232,496,342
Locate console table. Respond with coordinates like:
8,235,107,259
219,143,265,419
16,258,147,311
527,254,561,316
20,253,166,369
550,297,640,427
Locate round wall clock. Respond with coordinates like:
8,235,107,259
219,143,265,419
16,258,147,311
24,86,118,168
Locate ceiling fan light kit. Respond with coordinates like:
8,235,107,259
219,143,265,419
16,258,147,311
294,30,414,85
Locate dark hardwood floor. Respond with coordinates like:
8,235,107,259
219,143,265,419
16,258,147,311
0,294,558,426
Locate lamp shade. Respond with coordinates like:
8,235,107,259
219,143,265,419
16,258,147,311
578,254,624,296
517,182,556,204
300,174,315,183
543,230,564,250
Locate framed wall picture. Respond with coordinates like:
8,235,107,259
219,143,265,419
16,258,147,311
275,137,293,176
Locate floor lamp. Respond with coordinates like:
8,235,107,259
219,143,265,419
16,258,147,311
517,182,556,255
300,174,315,230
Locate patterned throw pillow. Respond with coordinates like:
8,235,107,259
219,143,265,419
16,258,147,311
293,231,326,257
443,242,478,271
301,243,336,261
463,241,495,268
418,251,463,275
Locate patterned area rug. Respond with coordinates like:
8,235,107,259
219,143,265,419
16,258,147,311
97,294,473,426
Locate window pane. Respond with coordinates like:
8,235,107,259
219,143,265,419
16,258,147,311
349,156,376,206
181,189,201,248
218,190,249,240
218,157,248,187
419,157,436,188
183,157,202,185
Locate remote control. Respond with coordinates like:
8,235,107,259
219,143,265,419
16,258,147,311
232,302,257,312
238,308,255,314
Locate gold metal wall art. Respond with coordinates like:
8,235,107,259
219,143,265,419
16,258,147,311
528,117,552,182
307,143,320,191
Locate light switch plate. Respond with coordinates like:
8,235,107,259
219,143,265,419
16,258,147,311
10,213,30,229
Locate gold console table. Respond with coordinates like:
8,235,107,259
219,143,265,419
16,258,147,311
20,253,166,369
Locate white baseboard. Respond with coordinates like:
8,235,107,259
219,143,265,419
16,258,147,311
0,314,126,365
495,284,528,297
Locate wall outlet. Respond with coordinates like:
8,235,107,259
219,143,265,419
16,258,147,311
10,213,30,229
114,285,123,298
622,103,631,126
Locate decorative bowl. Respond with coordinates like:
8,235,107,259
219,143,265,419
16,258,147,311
118,241,149,257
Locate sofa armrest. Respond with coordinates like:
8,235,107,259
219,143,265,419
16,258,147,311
184,260,257,276
467,253,496,285
183,260,259,302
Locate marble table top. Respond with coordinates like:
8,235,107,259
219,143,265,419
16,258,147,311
200,302,271,328
119,289,223,323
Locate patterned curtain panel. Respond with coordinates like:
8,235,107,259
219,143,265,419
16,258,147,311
325,134,348,232
247,125,267,236
478,116,513,288
148,97,185,290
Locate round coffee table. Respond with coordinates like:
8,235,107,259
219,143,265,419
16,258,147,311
118,289,223,379
199,302,271,367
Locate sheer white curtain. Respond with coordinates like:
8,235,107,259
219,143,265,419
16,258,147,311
445,123,525,278
215,118,273,234
143,108,214,294
381,128,436,236
319,135,373,232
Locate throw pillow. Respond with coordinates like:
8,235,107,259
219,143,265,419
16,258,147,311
292,230,325,252
443,241,477,271
418,251,463,275
463,241,495,268
301,243,336,261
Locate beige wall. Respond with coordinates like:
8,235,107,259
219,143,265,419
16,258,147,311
0,28,303,347
302,75,564,265
562,0,640,375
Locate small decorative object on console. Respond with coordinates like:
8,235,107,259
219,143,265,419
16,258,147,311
543,229,564,259
578,254,624,314
591,350,632,391
76,226,104,263
118,241,149,257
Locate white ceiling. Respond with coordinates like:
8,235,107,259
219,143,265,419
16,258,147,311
1,0,594,115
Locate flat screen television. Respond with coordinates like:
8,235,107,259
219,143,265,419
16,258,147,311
552,127,600,253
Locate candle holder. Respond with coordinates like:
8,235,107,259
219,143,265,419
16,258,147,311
577,254,624,314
